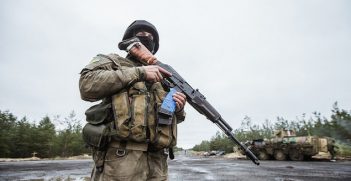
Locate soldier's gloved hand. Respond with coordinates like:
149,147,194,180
143,65,172,82
173,92,186,112
129,42,158,65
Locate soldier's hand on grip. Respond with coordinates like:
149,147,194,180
143,65,172,83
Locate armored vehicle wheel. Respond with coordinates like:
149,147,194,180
289,151,304,161
274,150,286,161
257,151,269,160
304,155,312,160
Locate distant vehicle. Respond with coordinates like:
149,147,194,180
243,129,335,161
216,151,225,156
203,150,226,157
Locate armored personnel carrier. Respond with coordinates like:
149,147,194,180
245,129,334,161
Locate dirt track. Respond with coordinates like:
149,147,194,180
0,155,350,180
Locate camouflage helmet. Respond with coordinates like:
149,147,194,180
122,20,159,54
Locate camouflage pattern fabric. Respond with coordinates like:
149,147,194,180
91,145,168,181
80,53,185,180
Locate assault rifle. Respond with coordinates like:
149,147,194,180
119,38,260,165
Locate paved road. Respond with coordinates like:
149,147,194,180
0,159,92,180
168,155,351,181
1,155,351,180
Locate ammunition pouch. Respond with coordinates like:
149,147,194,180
111,82,149,142
82,123,111,150
149,82,177,150
83,100,113,150
85,100,113,125
110,81,177,150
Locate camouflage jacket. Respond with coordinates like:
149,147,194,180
79,53,185,148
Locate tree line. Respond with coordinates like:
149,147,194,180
192,103,351,156
1,103,350,158
0,111,88,158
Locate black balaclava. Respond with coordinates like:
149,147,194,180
135,34,155,54
122,20,159,54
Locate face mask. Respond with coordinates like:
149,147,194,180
136,35,155,53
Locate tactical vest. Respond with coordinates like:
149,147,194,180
87,54,177,150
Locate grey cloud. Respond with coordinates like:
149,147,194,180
1,0,350,148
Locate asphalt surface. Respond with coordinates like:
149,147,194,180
168,155,351,181
0,154,350,181
0,159,92,180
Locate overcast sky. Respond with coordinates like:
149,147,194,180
1,0,350,148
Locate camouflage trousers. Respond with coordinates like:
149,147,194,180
91,144,168,181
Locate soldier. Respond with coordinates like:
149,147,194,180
79,20,187,181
